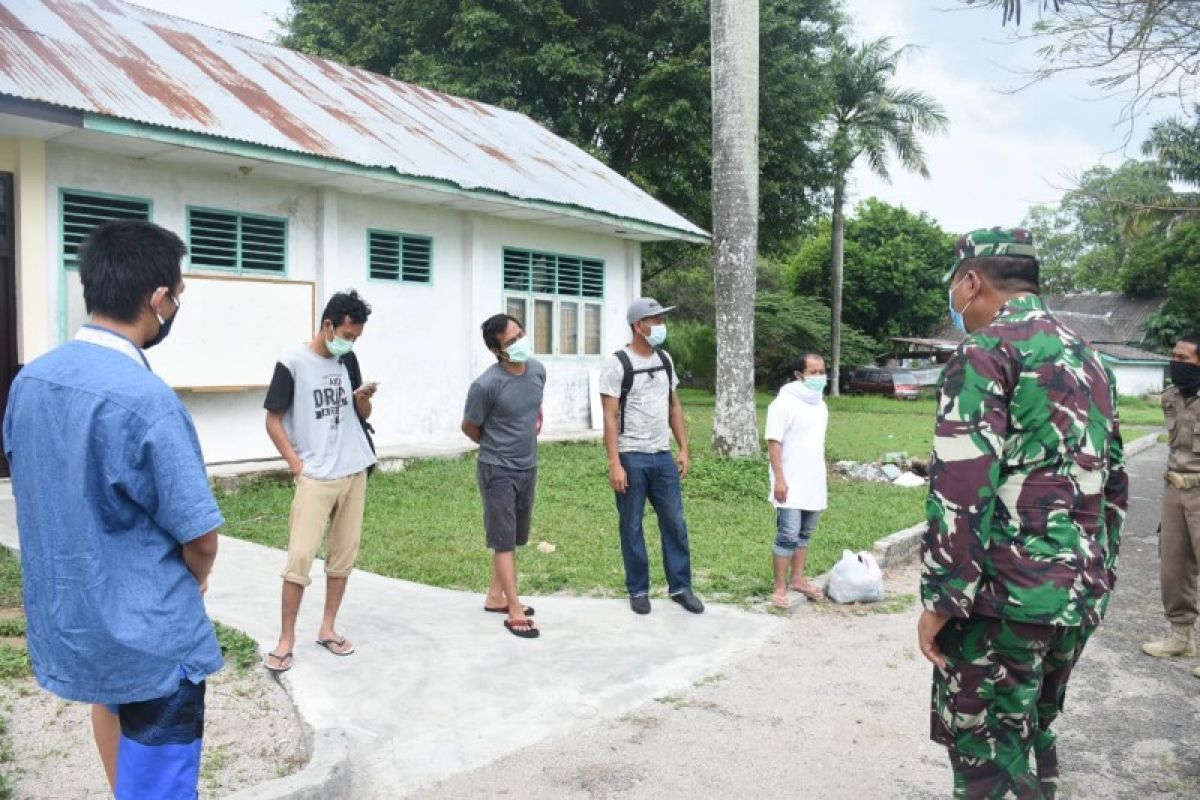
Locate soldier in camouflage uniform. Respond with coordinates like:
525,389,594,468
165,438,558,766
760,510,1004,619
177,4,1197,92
1141,333,1200,674
917,227,1128,799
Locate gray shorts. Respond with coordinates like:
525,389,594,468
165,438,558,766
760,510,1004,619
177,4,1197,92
477,461,537,552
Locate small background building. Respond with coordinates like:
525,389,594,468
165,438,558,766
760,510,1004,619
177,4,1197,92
888,293,1169,396
1044,293,1169,396
0,0,706,472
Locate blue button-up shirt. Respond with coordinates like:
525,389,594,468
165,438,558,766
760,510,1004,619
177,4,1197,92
2,326,224,704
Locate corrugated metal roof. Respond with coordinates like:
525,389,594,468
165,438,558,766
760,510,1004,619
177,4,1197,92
0,0,706,239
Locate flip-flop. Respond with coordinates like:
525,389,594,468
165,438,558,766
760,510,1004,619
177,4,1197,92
771,594,790,609
315,637,355,656
790,584,824,601
485,604,535,616
503,619,540,639
264,651,293,673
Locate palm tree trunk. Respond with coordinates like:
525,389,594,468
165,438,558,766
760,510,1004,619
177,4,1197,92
710,0,760,457
830,174,845,398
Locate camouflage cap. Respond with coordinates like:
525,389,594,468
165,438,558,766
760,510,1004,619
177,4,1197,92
943,227,1038,283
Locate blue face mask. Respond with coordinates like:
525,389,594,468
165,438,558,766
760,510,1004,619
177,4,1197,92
803,376,827,393
948,275,974,335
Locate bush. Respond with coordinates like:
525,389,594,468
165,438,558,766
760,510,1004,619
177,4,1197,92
755,291,879,388
666,320,717,388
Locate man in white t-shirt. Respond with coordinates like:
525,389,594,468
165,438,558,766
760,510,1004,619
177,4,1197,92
261,290,378,672
599,298,703,616
766,352,829,608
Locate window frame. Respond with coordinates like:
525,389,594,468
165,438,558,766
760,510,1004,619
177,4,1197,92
366,227,434,286
59,188,153,271
501,246,605,359
185,205,289,277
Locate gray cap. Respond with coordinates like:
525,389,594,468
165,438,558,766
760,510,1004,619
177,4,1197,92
626,297,676,324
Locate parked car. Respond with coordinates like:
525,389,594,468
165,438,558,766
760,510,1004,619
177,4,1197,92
847,367,920,400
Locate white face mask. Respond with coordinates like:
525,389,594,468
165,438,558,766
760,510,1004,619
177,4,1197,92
644,323,667,347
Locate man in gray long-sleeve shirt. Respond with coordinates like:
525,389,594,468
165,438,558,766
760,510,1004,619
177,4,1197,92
462,313,546,639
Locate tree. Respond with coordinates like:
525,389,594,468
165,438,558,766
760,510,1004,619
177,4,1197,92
1119,219,1200,346
754,292,878,390
789,198,954,341
710,0,759,457
966,1,1200,130
1021,204,1080,294
282,0,842,255
1040,161,1174,291
824,38,947,396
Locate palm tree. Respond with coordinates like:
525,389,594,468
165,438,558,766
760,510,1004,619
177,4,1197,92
710,0,760,456
826,38,947,396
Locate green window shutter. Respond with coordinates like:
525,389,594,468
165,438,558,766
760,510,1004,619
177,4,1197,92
241,215,286,273
531,252,556,293
557,256,582,295
62,192,150,268
369,231,401,280
581,258,604,298
401,235,432,283
189,209,238,269
189,209,286,273
503,248,531,291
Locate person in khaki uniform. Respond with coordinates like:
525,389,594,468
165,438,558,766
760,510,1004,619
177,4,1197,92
1143,333,1200,678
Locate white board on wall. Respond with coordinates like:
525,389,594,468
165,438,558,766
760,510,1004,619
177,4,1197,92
145,274,316,390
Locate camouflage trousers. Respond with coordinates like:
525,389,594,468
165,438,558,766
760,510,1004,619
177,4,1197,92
930,617,1094,799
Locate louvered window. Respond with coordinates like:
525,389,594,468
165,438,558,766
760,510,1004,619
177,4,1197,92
501,248,604,298
61,191,151,269
188,208,286,273
502,247,604,357
368,230,432,283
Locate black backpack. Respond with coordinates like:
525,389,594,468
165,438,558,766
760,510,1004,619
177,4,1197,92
340,351,376,472
614,347,674,434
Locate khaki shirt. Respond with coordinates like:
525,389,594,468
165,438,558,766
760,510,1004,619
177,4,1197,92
1164,386,1200,474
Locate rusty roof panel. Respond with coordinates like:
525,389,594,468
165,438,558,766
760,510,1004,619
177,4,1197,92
0,0,706,238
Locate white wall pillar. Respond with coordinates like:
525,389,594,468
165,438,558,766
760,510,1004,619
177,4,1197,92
315,186,338,326
15,139,49,361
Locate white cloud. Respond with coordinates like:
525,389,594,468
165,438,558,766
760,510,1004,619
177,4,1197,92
848,44,1106,231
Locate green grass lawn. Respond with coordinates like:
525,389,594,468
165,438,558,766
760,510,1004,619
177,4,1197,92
220,389,928,604
219,387,1153,605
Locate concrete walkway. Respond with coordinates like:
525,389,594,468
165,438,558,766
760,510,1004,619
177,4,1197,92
0,480,779,798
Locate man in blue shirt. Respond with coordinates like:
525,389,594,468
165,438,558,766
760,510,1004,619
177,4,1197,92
2,219,223,799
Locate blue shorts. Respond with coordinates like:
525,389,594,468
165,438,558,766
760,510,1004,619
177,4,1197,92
109,677,207,799
774,508,821,557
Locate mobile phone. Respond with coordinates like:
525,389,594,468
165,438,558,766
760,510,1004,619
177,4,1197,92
356,381,379,395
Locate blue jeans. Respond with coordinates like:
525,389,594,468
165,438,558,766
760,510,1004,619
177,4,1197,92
615,451,693,597
774,508,821,557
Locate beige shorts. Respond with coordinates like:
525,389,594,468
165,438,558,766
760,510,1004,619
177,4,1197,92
281,470,368,586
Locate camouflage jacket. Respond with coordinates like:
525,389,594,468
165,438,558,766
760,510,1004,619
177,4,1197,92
920,295,1128,626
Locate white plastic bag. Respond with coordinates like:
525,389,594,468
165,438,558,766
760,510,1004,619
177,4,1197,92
827,549,885,604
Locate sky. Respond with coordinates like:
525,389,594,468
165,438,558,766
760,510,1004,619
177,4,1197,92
132,0,1193,234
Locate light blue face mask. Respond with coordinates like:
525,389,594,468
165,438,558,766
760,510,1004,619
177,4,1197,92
803,376,827,393
327,333,353,358
505,336,532,363
645,323,667,347
948,275,974,335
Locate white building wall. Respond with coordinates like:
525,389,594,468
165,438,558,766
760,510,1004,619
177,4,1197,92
38,145,642,463
1112,363,1167,397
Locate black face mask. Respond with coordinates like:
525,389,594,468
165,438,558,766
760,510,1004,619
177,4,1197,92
144,295,179,350
1170,360,1200,397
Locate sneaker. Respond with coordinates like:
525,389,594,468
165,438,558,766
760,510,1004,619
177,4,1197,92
630,595,651,615
670,588,705,614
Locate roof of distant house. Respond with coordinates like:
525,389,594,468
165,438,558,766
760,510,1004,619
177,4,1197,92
0,0,706,241
1042,293,1166,345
